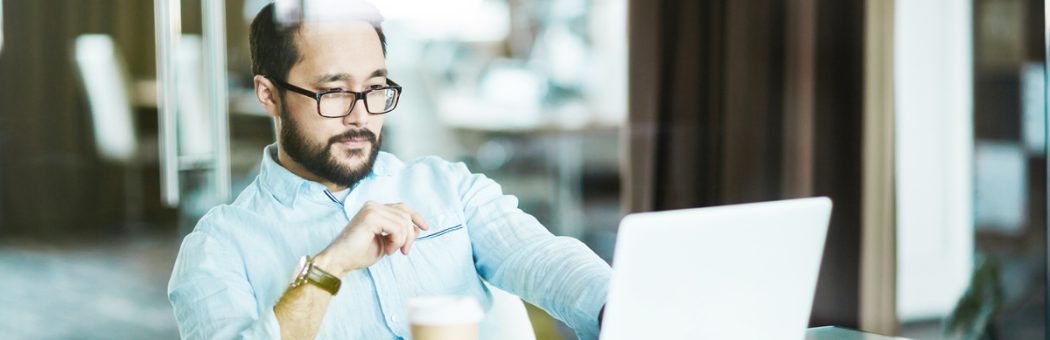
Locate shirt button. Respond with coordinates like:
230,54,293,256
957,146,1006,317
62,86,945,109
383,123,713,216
391,315,400,323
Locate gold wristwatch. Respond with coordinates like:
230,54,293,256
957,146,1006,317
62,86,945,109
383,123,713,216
290,255,341,296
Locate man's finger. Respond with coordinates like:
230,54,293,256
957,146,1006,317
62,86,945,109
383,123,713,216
390,214,416,250
387,203,430,230
409,210,429,231
378,218,407,255
395,219,411,255
384,238,394,255
401,230,416,255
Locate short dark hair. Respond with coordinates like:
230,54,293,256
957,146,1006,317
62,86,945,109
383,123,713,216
249,2,388,81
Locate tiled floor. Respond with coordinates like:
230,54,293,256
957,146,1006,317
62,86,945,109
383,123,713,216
0,232,181,339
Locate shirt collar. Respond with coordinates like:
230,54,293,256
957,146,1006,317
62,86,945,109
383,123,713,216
258,143,399,207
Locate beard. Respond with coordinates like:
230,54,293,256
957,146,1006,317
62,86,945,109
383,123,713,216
278,100,382,188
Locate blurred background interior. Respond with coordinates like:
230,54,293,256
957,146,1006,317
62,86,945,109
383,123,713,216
0,0,1046,339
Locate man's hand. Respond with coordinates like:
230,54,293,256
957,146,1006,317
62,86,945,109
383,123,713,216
313,201,430,276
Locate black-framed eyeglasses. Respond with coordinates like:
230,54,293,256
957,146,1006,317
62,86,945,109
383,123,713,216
266,76,402,117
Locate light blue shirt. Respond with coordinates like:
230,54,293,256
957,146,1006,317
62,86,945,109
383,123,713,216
168,144,611,339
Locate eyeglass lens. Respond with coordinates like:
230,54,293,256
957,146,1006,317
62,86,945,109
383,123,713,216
318,89,397,117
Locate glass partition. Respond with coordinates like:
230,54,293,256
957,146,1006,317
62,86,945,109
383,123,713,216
897,0,1047,338
0,1,625,338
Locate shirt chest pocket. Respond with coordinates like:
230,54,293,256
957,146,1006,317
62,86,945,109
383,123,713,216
401,211,479,294
414,209,467,240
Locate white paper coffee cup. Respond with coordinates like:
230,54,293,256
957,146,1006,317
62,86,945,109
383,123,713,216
408,295,484,340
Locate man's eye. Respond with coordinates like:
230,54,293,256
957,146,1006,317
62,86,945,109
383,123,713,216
368,85,384,90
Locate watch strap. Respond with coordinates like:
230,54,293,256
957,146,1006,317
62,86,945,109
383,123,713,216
305,259,342,296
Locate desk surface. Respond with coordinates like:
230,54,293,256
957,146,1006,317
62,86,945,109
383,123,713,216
806,326,911,340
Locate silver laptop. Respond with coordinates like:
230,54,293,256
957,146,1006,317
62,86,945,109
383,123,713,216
600,197,832,340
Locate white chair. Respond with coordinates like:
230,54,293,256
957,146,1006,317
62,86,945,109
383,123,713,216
75,35,138,164
74,34,217,230
74,34,144,227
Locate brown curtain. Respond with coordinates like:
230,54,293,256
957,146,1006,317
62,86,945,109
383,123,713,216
626,0,865,327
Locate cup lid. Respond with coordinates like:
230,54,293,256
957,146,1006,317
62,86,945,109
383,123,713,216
408,295,485,326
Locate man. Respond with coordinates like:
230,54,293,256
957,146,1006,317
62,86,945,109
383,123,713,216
167,2,611,339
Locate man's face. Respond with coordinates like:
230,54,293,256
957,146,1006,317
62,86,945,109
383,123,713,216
277,21,387,188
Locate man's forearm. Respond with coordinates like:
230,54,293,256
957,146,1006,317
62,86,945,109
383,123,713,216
274,254,347,339
274,282,336,339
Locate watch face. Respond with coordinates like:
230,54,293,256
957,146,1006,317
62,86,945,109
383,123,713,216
290,255,309,285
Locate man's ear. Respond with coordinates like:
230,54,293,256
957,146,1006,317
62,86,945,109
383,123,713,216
254,75,281,119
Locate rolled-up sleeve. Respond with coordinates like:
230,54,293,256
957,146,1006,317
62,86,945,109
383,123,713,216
451,162,612,340
168,229,281,339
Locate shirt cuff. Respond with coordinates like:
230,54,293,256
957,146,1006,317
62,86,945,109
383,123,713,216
574,271,611,340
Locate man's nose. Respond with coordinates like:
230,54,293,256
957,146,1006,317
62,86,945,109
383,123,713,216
342,97,369,126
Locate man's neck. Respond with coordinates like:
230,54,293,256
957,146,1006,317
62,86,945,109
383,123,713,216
275,148,349,193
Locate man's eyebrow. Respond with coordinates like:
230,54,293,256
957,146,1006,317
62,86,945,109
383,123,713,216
312,69,388,84
313,73,351,83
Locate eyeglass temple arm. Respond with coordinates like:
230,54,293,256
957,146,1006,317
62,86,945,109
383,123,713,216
265,76,319,99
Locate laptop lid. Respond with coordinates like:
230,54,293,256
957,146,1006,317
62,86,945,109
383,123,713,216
600,197,833,340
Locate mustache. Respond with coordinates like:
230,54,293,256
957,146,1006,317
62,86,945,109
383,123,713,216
328,128,377,145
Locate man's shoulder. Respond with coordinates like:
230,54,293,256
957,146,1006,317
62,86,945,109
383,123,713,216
191,177,281,231
191,204,259,235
